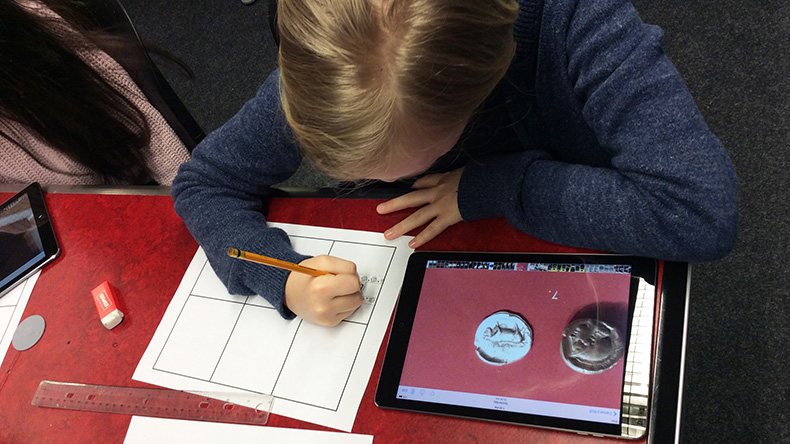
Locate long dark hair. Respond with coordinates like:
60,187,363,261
0,0,151,183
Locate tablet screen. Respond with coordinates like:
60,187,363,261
0,183,60,298
0,193,46,290
377,252,657,438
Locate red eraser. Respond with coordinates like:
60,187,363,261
91,281,124,330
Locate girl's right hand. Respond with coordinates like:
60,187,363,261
284,255,363,327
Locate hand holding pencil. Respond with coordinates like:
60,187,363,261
229,249,362,327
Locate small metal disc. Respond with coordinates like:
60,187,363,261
12,315,46,351
474,311,533,365
561,318,624,374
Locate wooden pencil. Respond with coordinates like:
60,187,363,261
227,248,333,277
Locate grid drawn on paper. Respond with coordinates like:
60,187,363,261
0,279,29,345
151,235,397,412
0,276,37,362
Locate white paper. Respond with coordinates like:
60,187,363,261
123,417,373,444
0,271,40,364
134,223,413,431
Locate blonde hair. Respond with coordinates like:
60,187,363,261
278,0,518,180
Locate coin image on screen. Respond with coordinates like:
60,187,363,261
474,311,533,365
561,318,625,374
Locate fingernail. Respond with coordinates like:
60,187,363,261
384,229,393,238
408,240,417,248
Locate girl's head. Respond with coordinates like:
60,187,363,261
278,0,518,181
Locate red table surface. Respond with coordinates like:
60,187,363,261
0,192,649,444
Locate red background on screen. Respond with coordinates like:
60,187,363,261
400,267,631,409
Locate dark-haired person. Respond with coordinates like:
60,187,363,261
0,0,190,185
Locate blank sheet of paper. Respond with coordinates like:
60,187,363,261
123,417,373,444
133,223,413,431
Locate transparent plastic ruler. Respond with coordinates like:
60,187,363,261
32,380,273,425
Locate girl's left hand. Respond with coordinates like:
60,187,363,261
376,168,464,249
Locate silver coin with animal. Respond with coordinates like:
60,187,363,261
474,311,533,365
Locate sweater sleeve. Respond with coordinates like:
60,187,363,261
459,0,738,262
171,70,308,318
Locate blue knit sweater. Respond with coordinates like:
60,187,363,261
172,0,738,319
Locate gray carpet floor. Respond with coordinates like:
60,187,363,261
121,1,790,442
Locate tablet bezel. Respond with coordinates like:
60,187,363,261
0,183,61,299
375,251,657,439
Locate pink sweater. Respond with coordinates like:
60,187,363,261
0,1,190,185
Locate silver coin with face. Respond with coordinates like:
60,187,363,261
474,311,533,365
561,318,624,374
